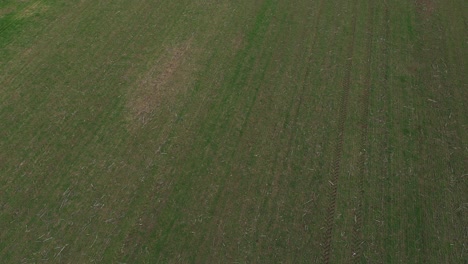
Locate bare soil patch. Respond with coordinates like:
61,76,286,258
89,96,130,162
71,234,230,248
415,0,435,18
126,37,194,127
232,32,245,54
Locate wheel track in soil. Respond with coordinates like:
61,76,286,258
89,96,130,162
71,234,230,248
321,0,358,263
350,0,374,262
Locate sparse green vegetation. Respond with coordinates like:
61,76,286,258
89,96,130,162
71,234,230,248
1,0,466,263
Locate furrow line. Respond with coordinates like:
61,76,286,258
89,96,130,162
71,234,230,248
269,0,326,210
189,1,279,259
350,0,375,262
258,2,327,258
321,0,358,263
380,3,392,261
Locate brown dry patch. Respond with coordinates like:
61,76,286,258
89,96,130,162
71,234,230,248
407,61,422,75
416,0,436,18
126,38,194,127
232,32,245,53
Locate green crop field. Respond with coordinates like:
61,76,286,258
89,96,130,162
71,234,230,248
1,0,466,263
